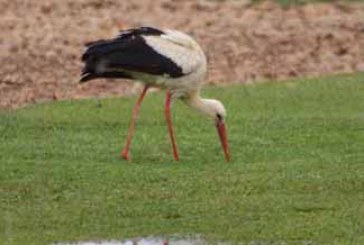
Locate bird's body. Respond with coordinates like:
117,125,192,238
80,27,230,161
82,27,206,98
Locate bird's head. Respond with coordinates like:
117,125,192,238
199,99,230,161
200,99,226,121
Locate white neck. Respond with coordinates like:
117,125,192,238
183,91,225,119
185,93,208,114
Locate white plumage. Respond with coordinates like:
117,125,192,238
80,26,230,161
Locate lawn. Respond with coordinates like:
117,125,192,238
1,73,364,244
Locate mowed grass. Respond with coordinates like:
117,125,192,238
1,73,364,244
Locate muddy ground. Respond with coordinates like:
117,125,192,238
1,0,364,109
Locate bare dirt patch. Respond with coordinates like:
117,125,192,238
1,0,364,109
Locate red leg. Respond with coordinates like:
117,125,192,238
165,90,179,161
121,85,149,160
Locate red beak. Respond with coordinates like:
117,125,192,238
216,118,230,162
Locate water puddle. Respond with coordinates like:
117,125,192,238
55,235,209,245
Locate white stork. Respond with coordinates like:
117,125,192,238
80,27,230,161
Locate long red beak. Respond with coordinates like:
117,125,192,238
216,119,230,162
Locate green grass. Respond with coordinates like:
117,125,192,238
1,73,364,244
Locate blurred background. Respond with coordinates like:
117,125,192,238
1,0,364,109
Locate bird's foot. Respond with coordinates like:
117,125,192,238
121,149,130,161
173,154,179,161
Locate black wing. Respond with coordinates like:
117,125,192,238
116,26,165,40
80,27,184,83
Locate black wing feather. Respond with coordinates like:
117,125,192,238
80,26,184,82
105,36,183,76
116,27,164,40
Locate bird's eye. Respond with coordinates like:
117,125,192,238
216,113,223,120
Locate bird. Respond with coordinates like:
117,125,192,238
79,26,230,162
